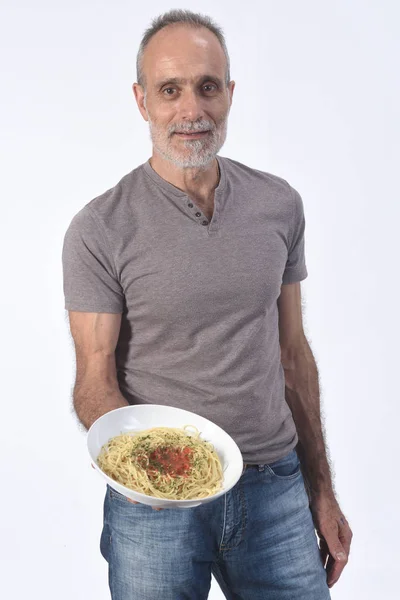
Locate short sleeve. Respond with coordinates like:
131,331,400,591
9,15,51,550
282,187,308,285
62,206,124,313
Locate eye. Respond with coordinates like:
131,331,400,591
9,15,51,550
162,84,218,97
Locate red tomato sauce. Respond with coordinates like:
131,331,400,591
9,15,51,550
148,445,194,478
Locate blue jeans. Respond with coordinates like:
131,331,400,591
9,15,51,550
100,448,331,599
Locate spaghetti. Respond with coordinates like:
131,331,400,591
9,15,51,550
96,425,224,500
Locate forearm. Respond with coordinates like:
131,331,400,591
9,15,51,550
282,336,334,500
73,360,129,430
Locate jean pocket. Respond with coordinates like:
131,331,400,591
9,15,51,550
265,449,302,480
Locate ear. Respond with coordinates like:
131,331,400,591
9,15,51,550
132,82,149,122
228,80,235,108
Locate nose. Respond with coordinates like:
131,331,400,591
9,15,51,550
178,89,205,121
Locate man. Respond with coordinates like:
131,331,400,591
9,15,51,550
62,9,352,600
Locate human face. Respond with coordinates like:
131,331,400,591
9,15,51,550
133,25,235,170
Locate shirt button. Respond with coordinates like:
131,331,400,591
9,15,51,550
188,203,193,208
202,220,208,225
195,212,201,217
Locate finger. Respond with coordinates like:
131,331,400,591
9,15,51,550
126,499,162,509
321,526,348,587
325,545,348,587
327,556,347,588
323,525,348,564
327,521,353,587
325,554,338,587
339,522,353,558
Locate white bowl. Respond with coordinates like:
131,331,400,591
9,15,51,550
87,404,244,509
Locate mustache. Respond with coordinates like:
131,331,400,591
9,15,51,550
170,124,214,134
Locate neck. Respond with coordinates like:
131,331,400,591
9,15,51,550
149,154,220,201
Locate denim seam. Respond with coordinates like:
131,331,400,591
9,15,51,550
265,464,302,480
219,480,248,553
218,493,228,553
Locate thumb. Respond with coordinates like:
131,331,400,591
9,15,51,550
323,528,347,561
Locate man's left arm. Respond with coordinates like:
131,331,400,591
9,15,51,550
277,281,353,589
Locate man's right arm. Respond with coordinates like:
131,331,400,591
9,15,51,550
68,311,129,430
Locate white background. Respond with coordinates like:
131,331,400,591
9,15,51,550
1,1,398,598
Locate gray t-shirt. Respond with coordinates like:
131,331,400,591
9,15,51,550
62,155,308,464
